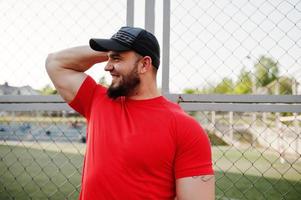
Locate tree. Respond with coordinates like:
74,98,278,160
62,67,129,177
233,68,252,94
214,78,234,94
254,56,279,87
40,84,57,95
266,76,293,95
181,55,281,95
183,88,200,94
183,79,234,95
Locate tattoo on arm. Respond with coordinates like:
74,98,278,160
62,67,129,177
192,175,214,182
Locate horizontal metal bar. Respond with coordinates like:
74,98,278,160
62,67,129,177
180,103,301,113
0,102,300,113
165,94,301,103
0,95,63,103
0,103,71,111
1,94,301,103
1,94,301,112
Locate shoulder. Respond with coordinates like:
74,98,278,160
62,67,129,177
167,101,206,138
71,76,107,102
159,97,184,116
160,98,204,134
174,112,205,138
68,76,108,118
163,99,199,128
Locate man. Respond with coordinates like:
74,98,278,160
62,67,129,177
46,26,214,200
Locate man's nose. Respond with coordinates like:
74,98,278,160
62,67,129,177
104,63,114,71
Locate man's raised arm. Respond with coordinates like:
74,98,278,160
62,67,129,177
45,46,108,102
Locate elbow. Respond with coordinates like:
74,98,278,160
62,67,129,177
45,53,55,71
45,52,62,75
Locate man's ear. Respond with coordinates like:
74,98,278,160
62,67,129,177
139,56,152,74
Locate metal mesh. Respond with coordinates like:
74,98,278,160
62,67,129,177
0,111,85,199
168,1,301,197
1,111,300,199
0,0,301,199
197,111,301,199
169,0,301,94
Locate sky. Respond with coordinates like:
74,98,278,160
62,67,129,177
0,0,300,93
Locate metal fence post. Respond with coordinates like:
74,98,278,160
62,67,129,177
126,0,134,26
162,0,170,94
145,0,155,34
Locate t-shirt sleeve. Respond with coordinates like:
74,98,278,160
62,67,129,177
174,114,214,179
68,76,97,119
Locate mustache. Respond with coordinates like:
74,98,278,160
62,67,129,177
107,67,140,99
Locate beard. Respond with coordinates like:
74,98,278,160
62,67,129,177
107,64,140,99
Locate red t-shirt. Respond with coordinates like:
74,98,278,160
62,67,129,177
69,76,213,200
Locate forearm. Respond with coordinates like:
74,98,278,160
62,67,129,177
46,45,107,72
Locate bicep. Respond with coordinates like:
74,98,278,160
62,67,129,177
176,175,215,200
46,57,87,103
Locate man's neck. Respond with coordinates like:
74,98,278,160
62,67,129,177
127,82,161,100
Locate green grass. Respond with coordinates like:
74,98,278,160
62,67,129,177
0,144,83,200
0,144,300,200
213,146,301,199
215,172,301,200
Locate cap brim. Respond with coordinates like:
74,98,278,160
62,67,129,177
89,38,130,52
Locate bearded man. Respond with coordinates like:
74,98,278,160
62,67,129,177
46,26,214,200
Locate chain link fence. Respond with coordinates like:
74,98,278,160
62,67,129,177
1,0,301,199
0,111,85,199
168,0,301,199
169,0,300,94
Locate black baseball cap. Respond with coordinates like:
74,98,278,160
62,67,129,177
89,26,160,68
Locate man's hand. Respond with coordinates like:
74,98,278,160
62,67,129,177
45,46,108,102
176,175,215,200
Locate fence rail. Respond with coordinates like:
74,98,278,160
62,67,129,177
1,94,301,112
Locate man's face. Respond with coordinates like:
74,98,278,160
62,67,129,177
105,51,142,99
